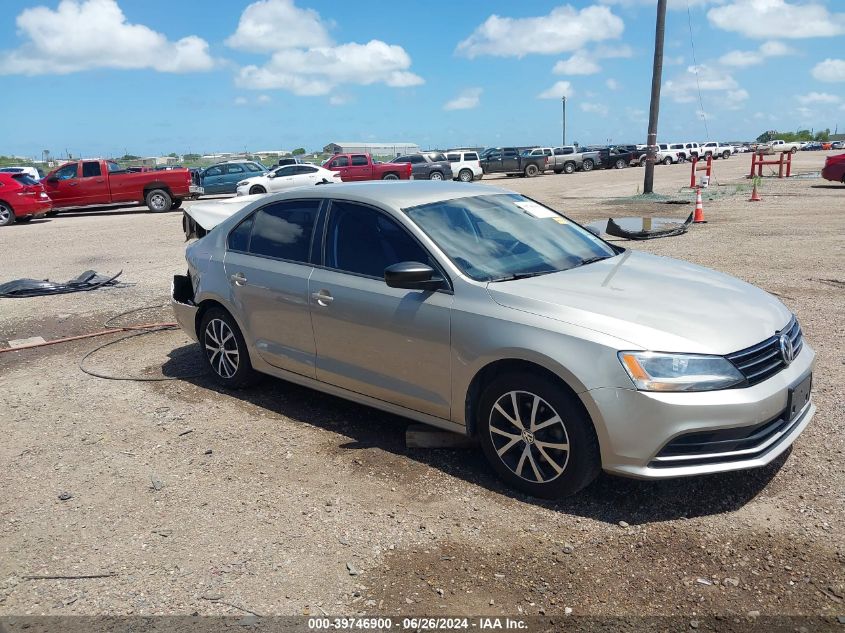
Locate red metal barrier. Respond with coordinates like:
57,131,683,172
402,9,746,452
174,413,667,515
749,151,792,178
689,154,713,188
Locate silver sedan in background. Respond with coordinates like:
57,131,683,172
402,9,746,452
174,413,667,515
172,182,815,498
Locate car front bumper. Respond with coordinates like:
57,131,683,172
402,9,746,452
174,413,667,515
582,343,816,479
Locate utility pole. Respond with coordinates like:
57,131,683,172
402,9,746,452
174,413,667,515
561,96,567,146
643,0,667,195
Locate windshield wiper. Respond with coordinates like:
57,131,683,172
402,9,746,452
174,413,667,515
490,270,557,282
572,255,612,268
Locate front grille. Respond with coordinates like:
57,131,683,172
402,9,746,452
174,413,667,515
649,407,805,469
726,317,803,387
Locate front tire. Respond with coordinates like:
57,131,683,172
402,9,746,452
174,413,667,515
791,147,798,154
145,188,172,213
199,307,259,389
614,159,627,169
249,185,266,195
722,151,730,159
170,199,183,210
477,372,600,498
458,169,473,183
662,156,673,165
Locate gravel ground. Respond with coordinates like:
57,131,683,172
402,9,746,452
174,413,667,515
0,152,843,623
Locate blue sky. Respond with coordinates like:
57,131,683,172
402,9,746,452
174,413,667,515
1,0,844,159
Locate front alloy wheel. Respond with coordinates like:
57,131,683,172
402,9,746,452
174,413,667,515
478,372,600,498
488,391,570,483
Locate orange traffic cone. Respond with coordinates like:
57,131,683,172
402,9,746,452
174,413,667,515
749,183,762,202
693,187,706,223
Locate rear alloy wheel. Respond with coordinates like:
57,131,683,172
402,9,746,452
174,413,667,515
0,203,14,227
614,159,627,169
429,171,444,181
458,169,473,183
524,164,539,177
563,162,576,174
382,173,399,180
662,156,673,165
145,188,172,213
200,307,259,389
249,185,266,195
791,147,798,154
478,373,600,498
582,159,594,172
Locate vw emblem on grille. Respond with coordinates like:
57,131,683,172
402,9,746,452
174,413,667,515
779,333,795,365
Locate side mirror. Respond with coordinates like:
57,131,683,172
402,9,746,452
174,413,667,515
267,172,276,178
46,176,58,183
384,262,444,291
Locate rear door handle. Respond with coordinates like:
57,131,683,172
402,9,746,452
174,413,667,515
311,289,333,306
230,272,247,286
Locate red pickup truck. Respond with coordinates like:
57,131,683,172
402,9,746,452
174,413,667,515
42,159,202,213
322,153,412,181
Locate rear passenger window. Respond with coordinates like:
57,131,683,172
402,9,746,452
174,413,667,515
351,155,368,166
465,153,478,160
82,162,101,177
228,215,254,252
249,200,320,262
227,164,245,174
245,163,263,172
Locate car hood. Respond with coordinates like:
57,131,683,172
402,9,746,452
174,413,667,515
486,250,791,355
183,194,264,230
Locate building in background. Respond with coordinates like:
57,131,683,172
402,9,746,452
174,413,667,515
323,142,420,157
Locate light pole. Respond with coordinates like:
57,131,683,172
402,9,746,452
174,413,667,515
643,0,667,195
561,96,567,146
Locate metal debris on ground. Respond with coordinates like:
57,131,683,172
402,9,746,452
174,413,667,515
599,213,694,241
0,270,123,298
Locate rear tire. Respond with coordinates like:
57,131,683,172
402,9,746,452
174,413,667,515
582,159,594,172
614,159,626,169
722,151,731,159
477,372,601,498
382,173,399,180
458,169,473,183
791,147,798,154
248,185,266,195
563,162,576,175
145,188,172,213
524,164,539,177
199,307,260,389
429,171,444,181
0,203,14,227
662,156,673,165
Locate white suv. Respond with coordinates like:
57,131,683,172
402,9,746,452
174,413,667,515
446,150,483,182
656,143,687,164
701,142,732,160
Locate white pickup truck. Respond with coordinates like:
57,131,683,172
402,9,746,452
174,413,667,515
701,142,733,159
762,140,800,154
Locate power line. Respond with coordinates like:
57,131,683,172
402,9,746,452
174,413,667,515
686,0,710,139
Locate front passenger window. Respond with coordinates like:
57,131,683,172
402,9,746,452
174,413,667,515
326,202,434,278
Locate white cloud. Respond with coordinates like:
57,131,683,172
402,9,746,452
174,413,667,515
553,51,601,75
226,0,331,52
708,0,845,39
812,58,845,82
457,5,624,58
0,0,214,75
230,2,423,97
444,87,482,111
725,89,750,109
665,55,686,66
580,102,609,116
234,97,248,106
664,64,742,104
257,94,272,104
606,78,620,90
600,0,713,8
537,81,575,100
719,40,792,67
797,92,841,105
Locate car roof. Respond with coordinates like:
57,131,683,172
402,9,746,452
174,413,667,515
244,181,511,210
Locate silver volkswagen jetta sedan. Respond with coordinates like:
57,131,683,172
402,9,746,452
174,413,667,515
172,181,815,498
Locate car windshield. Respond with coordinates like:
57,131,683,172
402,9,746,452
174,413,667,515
405,194,617,282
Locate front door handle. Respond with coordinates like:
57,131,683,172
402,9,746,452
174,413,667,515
311,289,333,306
230,272,247,286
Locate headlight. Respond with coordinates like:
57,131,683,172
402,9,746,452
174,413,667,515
237,180,249,186
618,351,745,392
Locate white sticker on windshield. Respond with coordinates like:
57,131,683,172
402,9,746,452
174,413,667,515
515,200,558,219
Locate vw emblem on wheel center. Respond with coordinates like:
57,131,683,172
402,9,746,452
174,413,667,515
521,429,535,444
779,333,795,365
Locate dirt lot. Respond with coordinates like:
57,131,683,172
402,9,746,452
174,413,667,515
1,152,843,624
